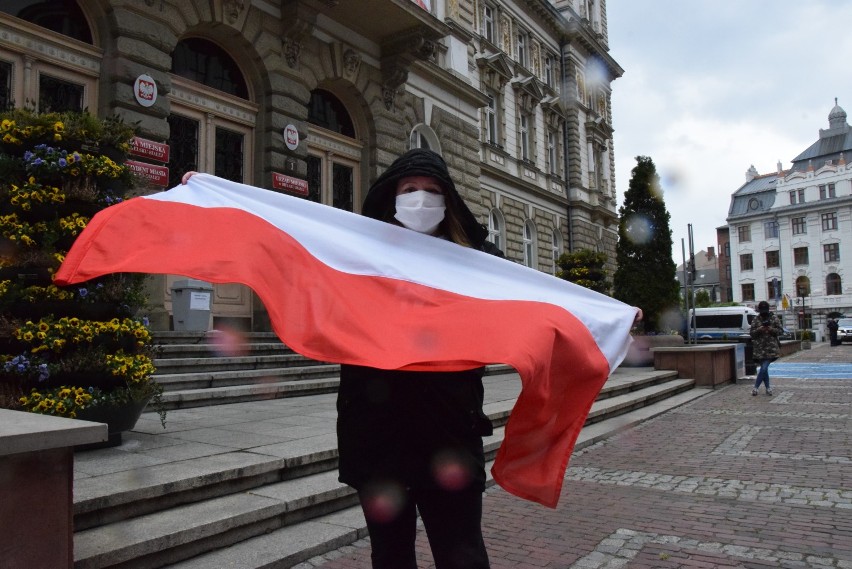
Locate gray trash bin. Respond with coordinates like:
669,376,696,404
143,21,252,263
170,279,213,331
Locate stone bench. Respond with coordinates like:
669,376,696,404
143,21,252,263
0,410,106,569
651,343,745,388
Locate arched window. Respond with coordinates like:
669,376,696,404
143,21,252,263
6,0,92,44
795,276,811,298
166,37,258,329
523,219,537,268
1,0,97,112
551,228,564,275
826,273,842,296
171,38,248,99
308,89,355,137
409,124,441,153
306,89,361,212
488,208,505,252
167,38,254,187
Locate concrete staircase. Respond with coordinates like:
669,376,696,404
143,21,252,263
71,332,709,569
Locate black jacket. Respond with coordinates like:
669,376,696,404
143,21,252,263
337,149,500,492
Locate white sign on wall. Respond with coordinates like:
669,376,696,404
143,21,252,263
283,124,299,151
134,74,158,107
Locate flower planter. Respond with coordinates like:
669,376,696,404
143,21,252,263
74,395,151,448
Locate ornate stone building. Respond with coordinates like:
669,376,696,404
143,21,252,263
726,101,852,336
0,0,621,331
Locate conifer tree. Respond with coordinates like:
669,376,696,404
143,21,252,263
613,156,680,332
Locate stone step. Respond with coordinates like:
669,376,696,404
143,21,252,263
73,372,696,569
154,364,341,392
155,342,297,361
153,353,320,375
160,386,713,569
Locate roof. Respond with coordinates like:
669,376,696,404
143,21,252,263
790,129,852,170
727,173,779,218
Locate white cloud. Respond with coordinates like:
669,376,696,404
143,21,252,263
607,0,852,260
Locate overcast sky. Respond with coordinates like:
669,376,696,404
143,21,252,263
606,0,852,266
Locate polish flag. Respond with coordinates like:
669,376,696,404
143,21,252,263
55,174,638,507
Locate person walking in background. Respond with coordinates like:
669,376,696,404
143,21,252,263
827,317,839,346
749,300,783,396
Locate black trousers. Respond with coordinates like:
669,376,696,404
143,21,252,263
358,483,490,569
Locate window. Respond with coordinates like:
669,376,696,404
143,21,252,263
409,124,441,153
544,55,554,87
826,273,842,295
741,283,755,301
819,183,836,199
764,220,779,239
306,89,362,212
519,113,530,161
765,250,779,268
481,4,495,43
793,247,809,265
172,38,248,99
167,39,255,188
767,280,780,300
547,130,557,174
485,92,499,145
38,74,84,113
488,208,505,252
0,60,11,111
740,253,753,271
791,216,807,235
788,188,805,204
821,212,838,231
523,219,537,268
516,29,528,67
551,229,563,275
737,225,751,243
824,243,840,263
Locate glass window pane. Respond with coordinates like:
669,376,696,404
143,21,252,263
307,89,355,137
0,60,11,110
7,0,93,44
332,162,353,212
171,38,248,99
306,155,321,203
214,127,244,183
167,115,199,188
38,74,83,113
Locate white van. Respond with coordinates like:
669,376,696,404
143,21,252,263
688,306,758,340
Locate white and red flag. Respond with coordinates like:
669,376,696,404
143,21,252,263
55,174,638,507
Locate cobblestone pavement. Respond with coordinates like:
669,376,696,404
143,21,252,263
299,343,852,569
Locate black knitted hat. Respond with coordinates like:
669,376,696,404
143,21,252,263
362,148,488,246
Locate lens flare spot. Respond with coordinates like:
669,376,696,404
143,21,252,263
361,481,406,524
624,214,654,246
207,326,248,357
431,451,472,491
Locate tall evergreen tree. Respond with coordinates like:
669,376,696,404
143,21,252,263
613,156,680,332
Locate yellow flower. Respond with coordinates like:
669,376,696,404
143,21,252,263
53,121,64,132
1,119,12,130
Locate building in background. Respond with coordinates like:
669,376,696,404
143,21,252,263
676,248,720,303
726,100,852,337
0,0,621,331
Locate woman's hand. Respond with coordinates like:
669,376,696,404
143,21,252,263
181,171,199,184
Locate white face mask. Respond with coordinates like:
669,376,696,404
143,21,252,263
394,190,446,234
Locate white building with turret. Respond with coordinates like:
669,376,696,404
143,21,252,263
726,100,852,337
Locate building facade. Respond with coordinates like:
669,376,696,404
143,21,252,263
726,101,852,336
0,0,621,331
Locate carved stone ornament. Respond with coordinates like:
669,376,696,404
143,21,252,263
382,86,397,111
223,0,245,24
284,37,302,69
343,49,361,77
500,15,512,54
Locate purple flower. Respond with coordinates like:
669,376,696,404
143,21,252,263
58,158,67,167
78,288,89,298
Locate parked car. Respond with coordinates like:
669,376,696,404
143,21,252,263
836,318,852,343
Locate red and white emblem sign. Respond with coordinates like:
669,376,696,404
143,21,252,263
134,74,158,108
